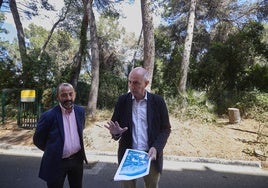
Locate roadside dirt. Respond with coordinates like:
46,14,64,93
84,116,268,162
0,117,267,162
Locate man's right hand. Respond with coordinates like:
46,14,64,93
104,121,128,135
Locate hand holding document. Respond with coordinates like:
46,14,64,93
114,149,152,181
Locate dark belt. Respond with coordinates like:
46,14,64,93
63,150,82,160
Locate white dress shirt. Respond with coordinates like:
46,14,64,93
132,93,149,151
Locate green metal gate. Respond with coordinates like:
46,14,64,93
17,89,41,128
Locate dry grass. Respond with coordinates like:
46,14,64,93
1,114,267,162
84,114,268,162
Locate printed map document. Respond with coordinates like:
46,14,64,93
114,149,152,181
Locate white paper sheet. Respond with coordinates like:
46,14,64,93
114,149,152,181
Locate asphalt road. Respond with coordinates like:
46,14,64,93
0,150,268,188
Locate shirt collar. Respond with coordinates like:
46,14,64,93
132,91,148,101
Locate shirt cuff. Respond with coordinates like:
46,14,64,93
112,133,121,140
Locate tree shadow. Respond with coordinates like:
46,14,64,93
1,154,268,188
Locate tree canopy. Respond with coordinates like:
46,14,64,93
0,0,267,116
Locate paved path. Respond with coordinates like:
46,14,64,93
0,144,268,188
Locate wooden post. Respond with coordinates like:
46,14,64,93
228,108,241,124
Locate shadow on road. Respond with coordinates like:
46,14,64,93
0,154,268,188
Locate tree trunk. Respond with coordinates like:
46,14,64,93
178,0,197,104
69,0,89,89
9,0,29,87
141,0,155,91
228,108,241,124
87,0,100,118
38,2,71,61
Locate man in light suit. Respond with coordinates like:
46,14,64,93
105,67,171,188
33,83,88,188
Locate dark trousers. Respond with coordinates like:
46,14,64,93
121,161,160,188
47,151,84,188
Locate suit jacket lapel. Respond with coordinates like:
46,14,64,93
146,93,153,137
55,105,65,141
126,93,133,131
74,106,82,137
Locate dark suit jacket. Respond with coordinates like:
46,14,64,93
111,92,171,173
33,105,87,182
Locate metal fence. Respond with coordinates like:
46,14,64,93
1,88,42,129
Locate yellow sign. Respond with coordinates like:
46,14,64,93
21,90,36,102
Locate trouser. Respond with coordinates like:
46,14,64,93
47,151,84,188
121,162,160,188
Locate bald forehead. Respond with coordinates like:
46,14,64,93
129,67,148,80
57,83,74,95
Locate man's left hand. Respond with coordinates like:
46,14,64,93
148,147,157,160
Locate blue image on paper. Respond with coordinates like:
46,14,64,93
119,150,149,176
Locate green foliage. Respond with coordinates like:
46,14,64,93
1,89,20,120
162,44,182,95
165,90,216,123
154,29,172,57
98,71,127,109
1,3,267,126
23,24,80,88
97,15,135,72
97,16,125,43
1,23,80,114
25,24,79,70
25,24,49,49
165,89,268,125
249,64,268,92
153,30,183,98
76,81,90,106
189,42,226,92
205,88,268,123
56,30,73,51
0,58,20,89
152,58,165,95
231,91,268,123
237,63,268,92
189,21,268,111
41,88,56,111
21,49,55,90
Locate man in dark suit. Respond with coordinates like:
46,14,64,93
33,83,88,188
105,67,171,188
